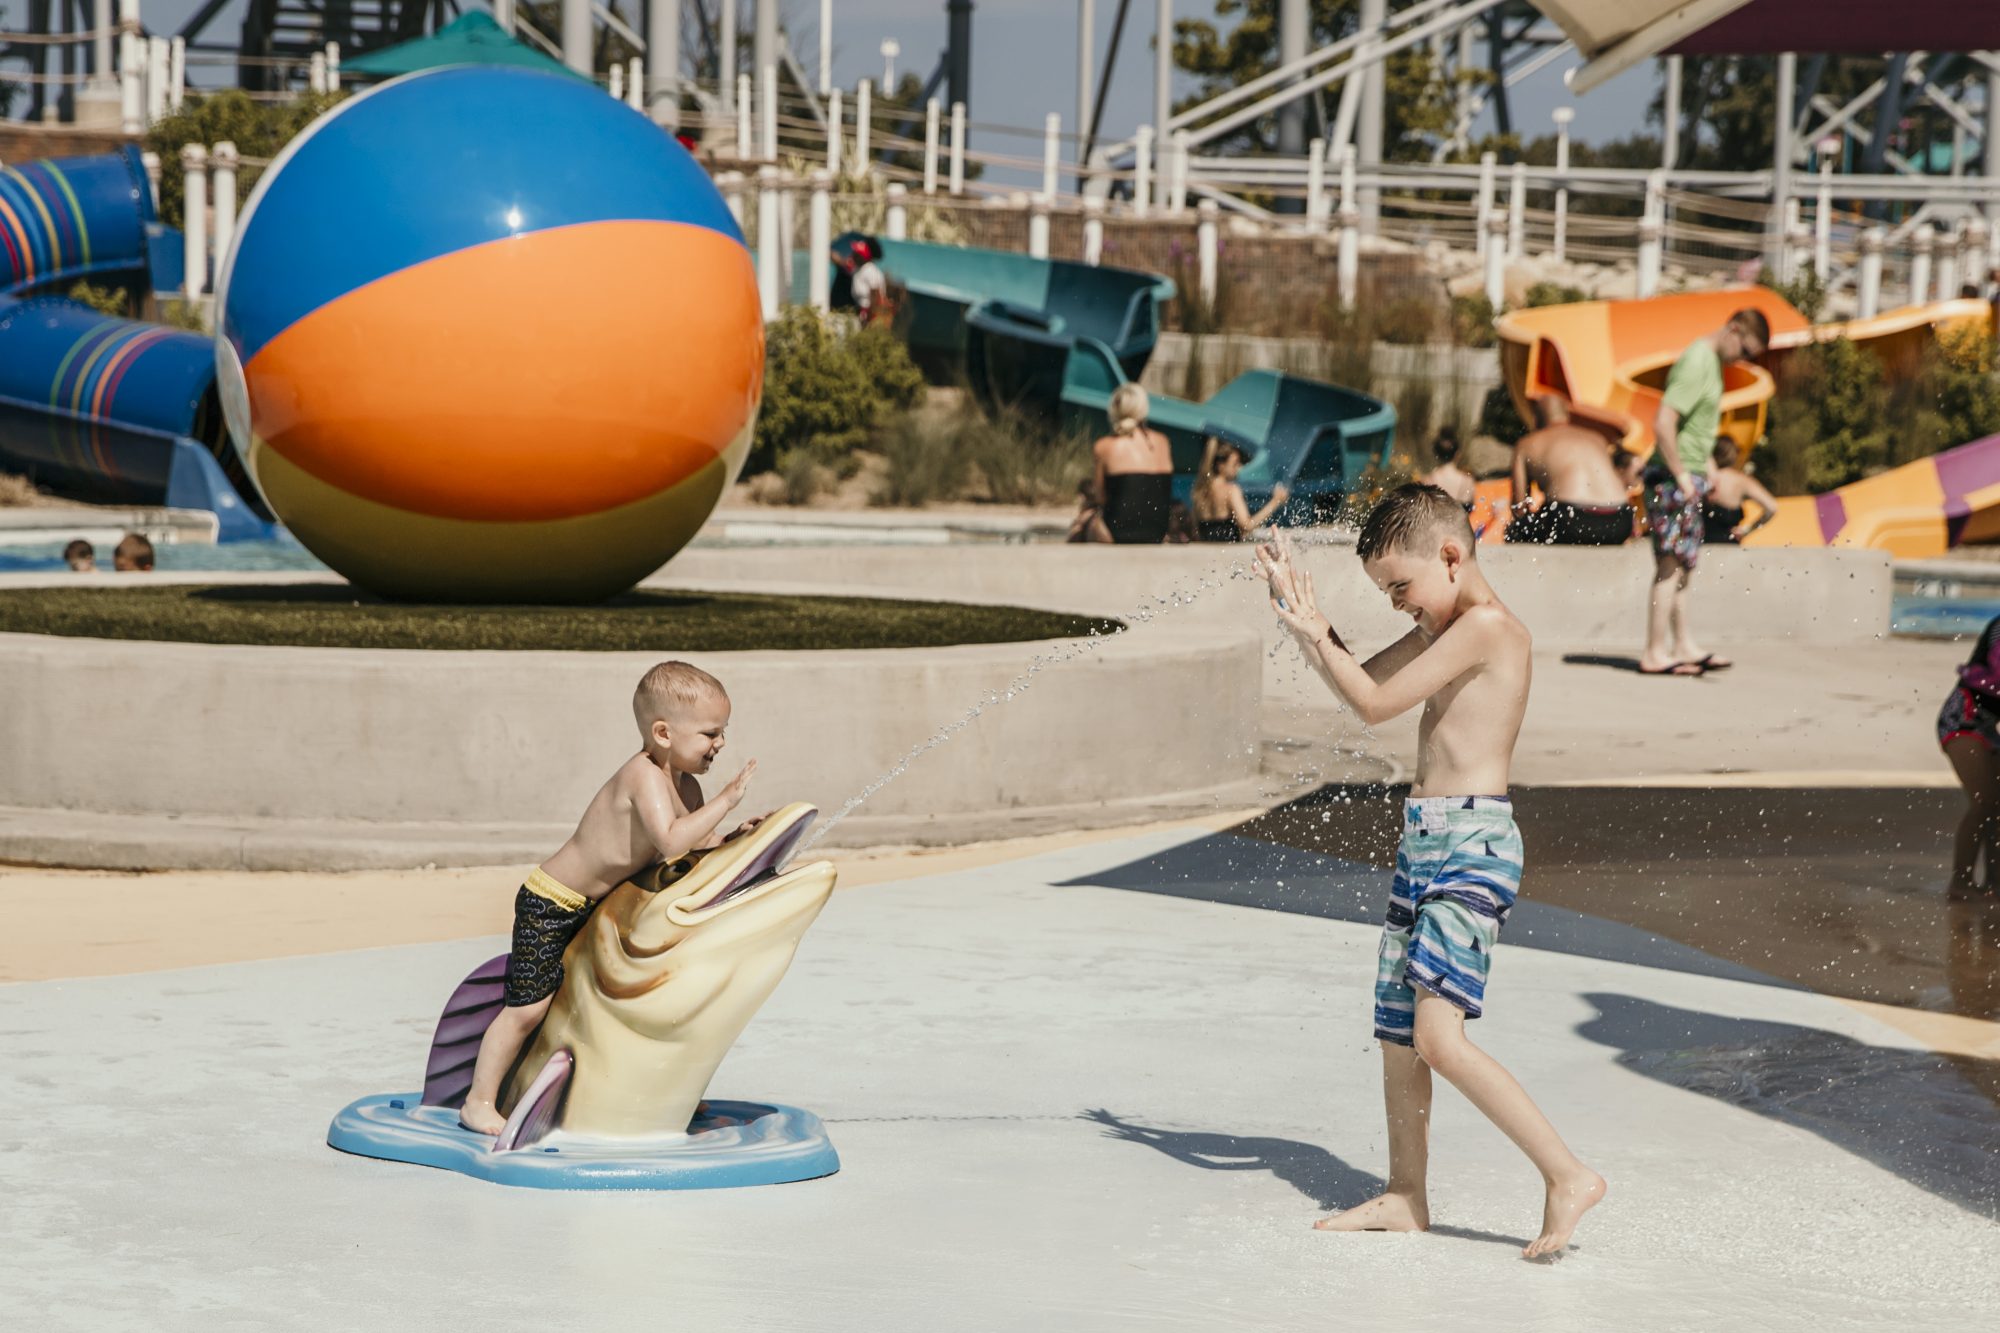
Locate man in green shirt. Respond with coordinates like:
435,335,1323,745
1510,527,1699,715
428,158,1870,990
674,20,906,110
1639,307,1771,676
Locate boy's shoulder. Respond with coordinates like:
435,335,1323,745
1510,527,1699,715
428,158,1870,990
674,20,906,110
1451,598,1530,652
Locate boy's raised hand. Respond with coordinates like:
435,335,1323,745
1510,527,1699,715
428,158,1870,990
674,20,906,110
718,759,757,809
1255,533,1330,640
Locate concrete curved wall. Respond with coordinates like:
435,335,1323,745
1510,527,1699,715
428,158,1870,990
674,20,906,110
0,585,1261,867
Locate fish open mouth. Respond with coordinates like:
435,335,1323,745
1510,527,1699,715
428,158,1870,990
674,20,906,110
663,803,829,923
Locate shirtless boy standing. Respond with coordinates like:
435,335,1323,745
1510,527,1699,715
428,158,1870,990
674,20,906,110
1256,484,1605,1260
459,661,759,1135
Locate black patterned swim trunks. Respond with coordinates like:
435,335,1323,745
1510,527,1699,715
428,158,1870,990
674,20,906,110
503,868,596,1007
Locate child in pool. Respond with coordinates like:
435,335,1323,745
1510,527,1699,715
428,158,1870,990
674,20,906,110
1939,613,2000,899
459,661,761,1135
1255,484,1605,1260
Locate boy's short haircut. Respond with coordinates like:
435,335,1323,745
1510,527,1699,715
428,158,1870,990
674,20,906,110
63,539,93,563
1728,308,1771,356
1356,483,1477,561
1713,438,1741,470
113,532,155,569
634,660,727,723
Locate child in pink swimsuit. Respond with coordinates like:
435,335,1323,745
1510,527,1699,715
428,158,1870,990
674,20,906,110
1939,614,2000,897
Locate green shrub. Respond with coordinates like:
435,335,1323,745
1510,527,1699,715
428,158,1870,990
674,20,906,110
753,308,922,479
1763,336,1889,492
1449,293,1497,348
872,409,974,507
961,407,1092,505
145,90,347,229
1896,326,2000,466
66,281,130,318
1759,265,1827,322
1524,281,1588,308
1375,297,1438,346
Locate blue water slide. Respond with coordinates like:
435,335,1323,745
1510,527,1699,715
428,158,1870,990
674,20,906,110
820,228,1393,520
0,148,268,535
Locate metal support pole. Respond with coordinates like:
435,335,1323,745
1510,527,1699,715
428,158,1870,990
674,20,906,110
755,0,776,114
1813,158,1832,281
721,0,737,112
326,41,341,93
495,0,515,30
809,170,832,311
1987,56,2000,245
627,56,643,109
1910,226,1934,305
648,0,679,125
1133,125,1153,217
761,63,777,159
950,102,967,194
562,0,591,75
1083,196,1104,265
1356,0,1386,230
1277,0,1307,164
885,182,908,239
1339,143,1356,217
856,80,871,167
116,0,140,134
1769,52,1795,272
1484,209,1507,308
210,141,238,277
1474,150,1495,259
1552,107,1572,261
610,62,624,101
924,99,940,194
1507,160,1525,260
1042,113,1061,202
1636,215,1662,299
310,47,327,94
737,73,752,153
1154,0,1172,178
1784,200,1810,285
1337,202,1359,308
1305,137,1325,227
720,170,745,228
828,89,843,175
146,35,167,123
819,0,831,96
92,0,111,89
1939,223,1962,301
756,165,781,319
1078,0,1095,167
778,176,795,293
1029,197,1051,259
1169,129,1189,214
1196,198,1218,308
181,143,208,301
168,36,184,110
1858,226,1884,317
1662,55,1682,170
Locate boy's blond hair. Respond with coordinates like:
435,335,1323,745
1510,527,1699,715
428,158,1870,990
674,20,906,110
1355,483,1476,561
634,661,727,728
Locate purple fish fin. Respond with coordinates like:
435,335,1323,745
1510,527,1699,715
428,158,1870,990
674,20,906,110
492,1050,573,1153
419,954,511,1109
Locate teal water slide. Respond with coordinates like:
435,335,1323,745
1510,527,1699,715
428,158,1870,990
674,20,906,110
826,233,1395,520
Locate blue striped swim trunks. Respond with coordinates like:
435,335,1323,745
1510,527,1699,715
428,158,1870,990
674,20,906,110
1373,796,1524,1047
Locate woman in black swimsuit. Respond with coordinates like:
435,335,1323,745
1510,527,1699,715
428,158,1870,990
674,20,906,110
1091,383,1175,544
1191,428,1289,542
1701,439,1778,544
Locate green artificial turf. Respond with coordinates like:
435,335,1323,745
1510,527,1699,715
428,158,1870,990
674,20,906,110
0,584,1120,652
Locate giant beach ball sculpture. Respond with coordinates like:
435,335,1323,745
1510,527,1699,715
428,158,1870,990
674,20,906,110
215,66,762,602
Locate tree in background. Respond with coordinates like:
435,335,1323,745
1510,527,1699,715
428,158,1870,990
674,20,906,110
1172,0,1454,161
144,90,346,229
0,7,22,118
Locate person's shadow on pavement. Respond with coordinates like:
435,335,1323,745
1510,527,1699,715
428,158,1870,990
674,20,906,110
1081,1109,1529,1249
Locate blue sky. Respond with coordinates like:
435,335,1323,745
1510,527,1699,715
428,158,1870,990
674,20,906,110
121,0,1660,147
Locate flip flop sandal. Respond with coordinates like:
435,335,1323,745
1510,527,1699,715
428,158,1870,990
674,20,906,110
1696,654,1734,672
1638,661,1703,677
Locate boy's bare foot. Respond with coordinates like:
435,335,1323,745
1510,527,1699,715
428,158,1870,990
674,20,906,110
1312,1192,1429,1232
1524,1169,1607,1259
460,1100,506,1136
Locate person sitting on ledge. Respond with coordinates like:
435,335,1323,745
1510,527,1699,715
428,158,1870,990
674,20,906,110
112,533,154,572
1700,439,1778,546
1090,383,1175,545
1419,429,1477,512
1505,396,1635,546
63,539,95,572
1191,427,1289,542
460,662,763,1135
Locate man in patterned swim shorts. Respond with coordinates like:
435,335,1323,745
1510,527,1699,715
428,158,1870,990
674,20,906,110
458,661,763,1136
1639,307,1770,677
1257,484,1605,1260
